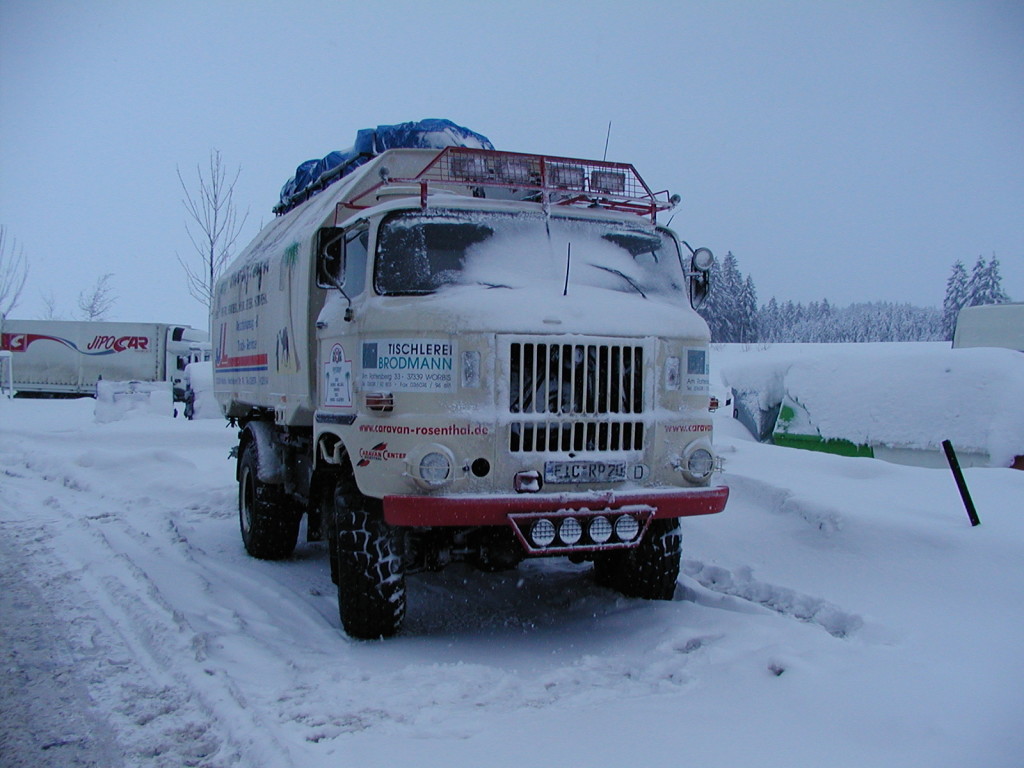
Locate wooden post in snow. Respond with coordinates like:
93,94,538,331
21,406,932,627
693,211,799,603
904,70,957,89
942,439,981,527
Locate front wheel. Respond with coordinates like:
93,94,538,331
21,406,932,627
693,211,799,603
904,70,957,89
593,517,682,600
324,478,406,639
238,439,300,560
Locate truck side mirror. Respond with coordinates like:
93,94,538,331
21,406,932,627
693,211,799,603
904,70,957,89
316,227,345,288
690,272,710,310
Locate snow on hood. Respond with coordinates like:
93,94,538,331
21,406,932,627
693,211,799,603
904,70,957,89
365,282,710,340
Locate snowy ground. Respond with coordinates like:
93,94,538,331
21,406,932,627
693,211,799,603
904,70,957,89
2,344,1023,767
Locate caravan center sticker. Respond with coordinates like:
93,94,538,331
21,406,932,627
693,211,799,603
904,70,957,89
361,339,455,393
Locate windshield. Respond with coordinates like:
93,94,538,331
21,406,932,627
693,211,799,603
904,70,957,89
374,210,687,301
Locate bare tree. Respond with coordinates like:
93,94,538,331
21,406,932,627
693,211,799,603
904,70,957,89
78,273,116,321
39,290,63,320
0,225,29,323
177,150,249,313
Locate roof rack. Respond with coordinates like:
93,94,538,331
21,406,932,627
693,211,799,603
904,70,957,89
337,147,678,223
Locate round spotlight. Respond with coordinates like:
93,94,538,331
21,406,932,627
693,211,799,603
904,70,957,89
531,519,557,548
614,514,640,542
589,515,612,544
559,517,583,545
692,247,714,272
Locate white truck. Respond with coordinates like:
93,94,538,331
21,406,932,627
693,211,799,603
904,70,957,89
0,319,209,400
213,121,729,638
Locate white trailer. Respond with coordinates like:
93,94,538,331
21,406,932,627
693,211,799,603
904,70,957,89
952,303,1024,352
0,319,209,400
215,127,728,638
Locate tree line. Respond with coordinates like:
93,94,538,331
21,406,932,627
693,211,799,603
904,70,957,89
699,251,1014,344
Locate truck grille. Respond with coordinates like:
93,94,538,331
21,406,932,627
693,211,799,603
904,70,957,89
508,340,645,453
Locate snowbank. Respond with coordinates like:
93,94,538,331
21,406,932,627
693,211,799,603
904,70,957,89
719,343,1024,467
184,360,220,419
93,379,173,423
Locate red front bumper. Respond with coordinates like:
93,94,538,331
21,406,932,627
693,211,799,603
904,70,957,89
383,485,729,527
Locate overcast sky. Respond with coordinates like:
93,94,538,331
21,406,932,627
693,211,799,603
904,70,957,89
2,0,1021,331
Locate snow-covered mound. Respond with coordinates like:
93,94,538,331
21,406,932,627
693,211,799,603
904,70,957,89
183,360,219,419
93,378,173,423
720,343,1024,467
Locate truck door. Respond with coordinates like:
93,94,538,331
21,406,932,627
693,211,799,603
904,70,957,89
316,222,369,411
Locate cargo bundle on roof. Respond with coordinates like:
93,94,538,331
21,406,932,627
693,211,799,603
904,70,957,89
275,119,493,214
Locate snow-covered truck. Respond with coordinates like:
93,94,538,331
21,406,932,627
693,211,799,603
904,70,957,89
213,120,729,638
0,319,209,400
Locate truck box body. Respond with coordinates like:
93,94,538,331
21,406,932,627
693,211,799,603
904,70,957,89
1,319,208,398
215,149,464,424
214,132,728,637
952,303,1024,352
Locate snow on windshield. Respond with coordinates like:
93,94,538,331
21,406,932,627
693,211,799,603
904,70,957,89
374,210,688,302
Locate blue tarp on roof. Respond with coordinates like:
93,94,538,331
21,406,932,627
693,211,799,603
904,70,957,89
276,119,493,213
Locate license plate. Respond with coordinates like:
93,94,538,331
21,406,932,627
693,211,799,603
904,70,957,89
544,460,627,484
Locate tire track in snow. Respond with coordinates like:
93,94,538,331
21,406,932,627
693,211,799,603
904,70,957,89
0,535,127,768
0,445,298,768
681,560,864,638
681,471,863,638
5,435,419,752
725,473,846,534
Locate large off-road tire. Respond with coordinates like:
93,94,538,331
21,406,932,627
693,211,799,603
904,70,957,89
593,517,682,600
325,478,405,639
238,439,301,560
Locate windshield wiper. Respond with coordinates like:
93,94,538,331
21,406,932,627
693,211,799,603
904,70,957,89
588,264,647,298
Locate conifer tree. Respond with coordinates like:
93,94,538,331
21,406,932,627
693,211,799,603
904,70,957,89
942,260,969,340
761,296,780,342
739,275,758,343
718,252,744,342
697,257,725,341
967,255,1011,306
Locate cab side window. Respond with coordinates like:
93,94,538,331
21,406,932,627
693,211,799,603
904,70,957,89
316,225,368,294
344,226,368,295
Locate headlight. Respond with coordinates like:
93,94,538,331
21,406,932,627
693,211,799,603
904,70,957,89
407,443,457,489
419,451,451,485
680,445,715,484
688,449,714,476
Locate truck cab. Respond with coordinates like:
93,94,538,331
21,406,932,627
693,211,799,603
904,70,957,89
214,142,728,638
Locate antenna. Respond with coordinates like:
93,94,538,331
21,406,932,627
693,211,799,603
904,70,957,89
563,242,572,296
602,121,612,161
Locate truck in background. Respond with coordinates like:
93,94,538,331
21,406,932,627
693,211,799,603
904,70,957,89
0,319,209,400
214,120,729,639
952,303,1024,352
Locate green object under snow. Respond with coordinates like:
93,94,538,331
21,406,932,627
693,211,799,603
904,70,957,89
771,397,874,459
